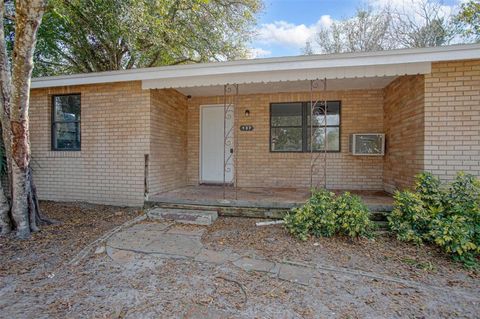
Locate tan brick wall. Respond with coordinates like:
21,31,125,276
188,90,385,190
383,75,425,192
424,59,480,180
27,58,478,206
30,81,150,206
149,89,188,194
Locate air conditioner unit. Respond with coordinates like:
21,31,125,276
349,133,385,156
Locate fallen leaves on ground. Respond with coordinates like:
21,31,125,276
0,201,141,279
1,206,479,318
202,217,479,289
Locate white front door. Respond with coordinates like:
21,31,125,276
200,105,234,184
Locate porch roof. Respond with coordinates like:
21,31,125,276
31,44,480,95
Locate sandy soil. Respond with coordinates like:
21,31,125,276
0,203,479,318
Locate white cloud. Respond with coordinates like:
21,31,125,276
255,15,333,48
253,0,461,56
318,15,334,29
247,47,272,59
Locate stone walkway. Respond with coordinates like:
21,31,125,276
99,220,480,318
105,221,478,300
106,222,316,286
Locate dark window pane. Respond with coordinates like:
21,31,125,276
271,127,302,151
269,101,340,152
53,95,80,122
271,103,302,127
307,127,340,151
307,101,340,126
53,122,80,150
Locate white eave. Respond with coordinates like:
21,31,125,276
31,44,480,90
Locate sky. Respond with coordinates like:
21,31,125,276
249,0,460,58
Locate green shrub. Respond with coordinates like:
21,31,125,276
429,215,478,267
284,189,374,240
284,190,337,240
388,171,480,267
284,202,316,241
335,192,374,238
430,173,480,266
414,172,443,207
308,190,338,237
444,172,480,217
388,190,436,244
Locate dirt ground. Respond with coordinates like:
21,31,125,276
0,202,479,318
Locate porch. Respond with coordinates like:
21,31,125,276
146,51,428,213
146,185,394,218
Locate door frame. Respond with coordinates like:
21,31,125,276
199,104,234,184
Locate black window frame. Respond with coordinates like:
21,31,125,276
269,101,341,153
51,93,81,151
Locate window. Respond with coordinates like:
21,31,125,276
51,94,81,151
270,101,340,152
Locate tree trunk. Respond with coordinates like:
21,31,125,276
0,0,48,238
11,162,31,237
0,0,13,235
0,181,11,235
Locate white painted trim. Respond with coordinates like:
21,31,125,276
199,104,234,184
141,62,431,89
30,44,480,89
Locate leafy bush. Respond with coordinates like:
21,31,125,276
284,190,374,240
284,190,336,240
388,171,480,267
335,192,374,238
414,171,443,207
283,202,316,241
445,172,480,217
429,215,478,267
307,190,338,238
388,190,437,244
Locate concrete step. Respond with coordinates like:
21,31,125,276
147,208,218,226
146,202,288,219
374,220,389,231
370,211,391,222
146,202,392,221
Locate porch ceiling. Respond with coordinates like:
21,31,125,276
175,76,397,97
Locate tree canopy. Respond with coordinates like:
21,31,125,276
315,8,392,54
454,0,480,42
27,0,262,76
307,0,471,54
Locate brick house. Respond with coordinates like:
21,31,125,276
30,44,480,207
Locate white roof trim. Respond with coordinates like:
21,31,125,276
142,62,430,89
31,44,480,89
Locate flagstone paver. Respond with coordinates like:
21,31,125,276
181,304,235,319
106,246,138,264
194,248,240,264
166,226,206,237
105,222,309,283
232,257,278,274
106,220,476,297
278,263,317,286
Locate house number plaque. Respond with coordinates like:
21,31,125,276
240,125,254,131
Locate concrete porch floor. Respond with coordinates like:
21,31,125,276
148,185,394,211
